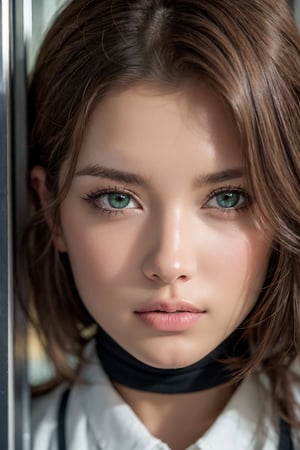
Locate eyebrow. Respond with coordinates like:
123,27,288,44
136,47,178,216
194,168,244,187
75,165,149,186
75,164,244,187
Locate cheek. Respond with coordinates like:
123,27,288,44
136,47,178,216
202,225,272,304
61,217,141,286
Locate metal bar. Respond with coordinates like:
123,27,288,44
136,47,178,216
12,0,31,449
294,0,300,26
0,0,14,449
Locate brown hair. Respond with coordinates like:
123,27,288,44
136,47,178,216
21,0,300,425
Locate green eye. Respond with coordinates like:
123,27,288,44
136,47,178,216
204,189,248,211
215,191,241,208
84,189,139,213
107,193,131,209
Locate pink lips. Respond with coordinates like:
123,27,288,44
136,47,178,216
135,300,205,332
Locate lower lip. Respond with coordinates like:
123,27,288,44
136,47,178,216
135,311,203,331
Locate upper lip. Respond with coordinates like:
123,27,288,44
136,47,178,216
135,299,205,313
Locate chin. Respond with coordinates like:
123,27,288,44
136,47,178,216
122,333,217,369
134,349,207,369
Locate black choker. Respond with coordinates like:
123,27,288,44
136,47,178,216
95,327,249,394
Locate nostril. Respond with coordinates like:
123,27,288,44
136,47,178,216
151,273,160,279
178,274,188,280
148,271,190,283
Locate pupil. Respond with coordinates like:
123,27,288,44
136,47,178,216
109,193,130,208
217,192,239,208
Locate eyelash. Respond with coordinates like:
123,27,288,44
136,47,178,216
204,186,252,216
82,185,252,217
83,186,140,216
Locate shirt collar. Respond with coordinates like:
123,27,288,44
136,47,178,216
193,374,278,450
75,341,278,450
78,341,168,449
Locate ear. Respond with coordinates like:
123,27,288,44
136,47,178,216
31,166,67,252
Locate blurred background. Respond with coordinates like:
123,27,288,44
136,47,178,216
0,1,299,449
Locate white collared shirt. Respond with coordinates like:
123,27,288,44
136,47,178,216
32,341,299,450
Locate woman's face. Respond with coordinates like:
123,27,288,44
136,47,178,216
58,83,272,368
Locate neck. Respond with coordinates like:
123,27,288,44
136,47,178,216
96,326,248,393
95,326,246,448
114,381,235,450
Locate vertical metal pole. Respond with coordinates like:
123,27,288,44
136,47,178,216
0,0,14,449
12,0,30,448
294,0,300,26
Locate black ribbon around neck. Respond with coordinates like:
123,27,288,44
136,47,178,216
56,328,294,450
95,326,248,393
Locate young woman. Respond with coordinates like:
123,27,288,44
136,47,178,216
22,0,300,448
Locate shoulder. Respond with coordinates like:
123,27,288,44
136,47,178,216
31,340,105,450
31,383,68,450
260,372,300,448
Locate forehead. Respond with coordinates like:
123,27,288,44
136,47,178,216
75,82,242,176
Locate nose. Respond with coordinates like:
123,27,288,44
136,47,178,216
142,209,197,284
